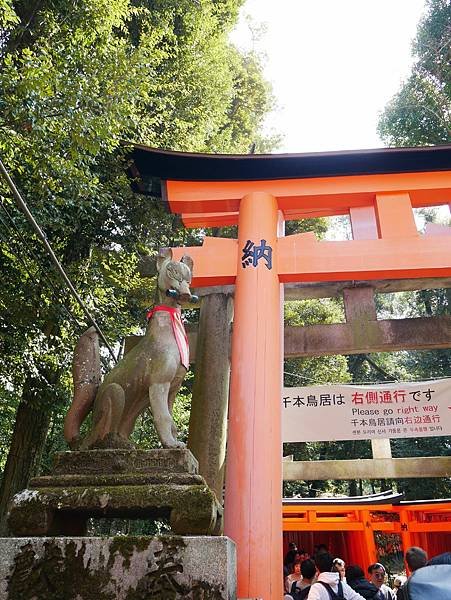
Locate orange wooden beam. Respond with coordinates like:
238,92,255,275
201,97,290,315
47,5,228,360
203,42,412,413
172,233,451,287
408,523,451,532
282,519,398,532
172,237,237,286
166,171,451,217
277,233,451,283
375,193,418,238
371,523,398,532
394,503,451,513
313,516,360,522
181,211,239,228
284,522,365,531
283,503,396,514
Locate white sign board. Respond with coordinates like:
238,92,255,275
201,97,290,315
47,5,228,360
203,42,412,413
282,379,451,442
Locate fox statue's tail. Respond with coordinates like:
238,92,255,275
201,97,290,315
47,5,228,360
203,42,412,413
63,326,102,449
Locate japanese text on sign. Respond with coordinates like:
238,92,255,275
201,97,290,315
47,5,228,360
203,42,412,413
282,379,451,443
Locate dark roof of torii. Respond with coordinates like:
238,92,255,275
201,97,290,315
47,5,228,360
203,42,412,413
283,490,404,506
282,490,451,506
128,143,451,194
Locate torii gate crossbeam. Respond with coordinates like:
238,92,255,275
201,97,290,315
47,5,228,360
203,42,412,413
129,144,451,600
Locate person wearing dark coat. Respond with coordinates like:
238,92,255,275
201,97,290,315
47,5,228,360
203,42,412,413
346,565,380,599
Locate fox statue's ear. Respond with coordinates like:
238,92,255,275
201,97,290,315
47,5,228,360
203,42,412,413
156,248,173,272
180,254,193,274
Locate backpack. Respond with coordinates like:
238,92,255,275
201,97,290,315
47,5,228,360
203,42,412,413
290,583,311,600
316,581,344,599
406,564,451,600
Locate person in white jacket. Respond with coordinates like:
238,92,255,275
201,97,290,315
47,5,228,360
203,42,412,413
307,553,366,600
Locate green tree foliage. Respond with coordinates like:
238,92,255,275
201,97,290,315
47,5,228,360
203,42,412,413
284,298,350,388
378,0,451,145
0,0,276,527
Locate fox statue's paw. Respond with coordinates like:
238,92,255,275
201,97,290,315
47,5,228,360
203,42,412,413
68,435,82,451
90,433,135,450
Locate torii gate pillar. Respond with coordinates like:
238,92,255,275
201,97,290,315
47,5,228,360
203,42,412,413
226,192,283,598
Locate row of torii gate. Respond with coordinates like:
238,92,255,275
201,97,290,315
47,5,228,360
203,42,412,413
130,144,451,599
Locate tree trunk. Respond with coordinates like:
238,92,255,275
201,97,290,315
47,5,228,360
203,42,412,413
348,479,358,496
0,377,53,534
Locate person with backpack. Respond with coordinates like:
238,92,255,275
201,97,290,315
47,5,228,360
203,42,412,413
307,553,366,600
290,558,317,599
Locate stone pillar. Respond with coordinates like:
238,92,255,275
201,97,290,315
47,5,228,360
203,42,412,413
188,291,233,501
371,438,392,459
344,288,392,461
224,192,283,599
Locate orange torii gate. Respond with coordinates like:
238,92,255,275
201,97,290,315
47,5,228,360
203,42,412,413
130,144,451,600
282,491,451,573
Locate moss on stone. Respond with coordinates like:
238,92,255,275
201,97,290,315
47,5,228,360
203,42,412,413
5,536,230,599
6,540,115,600
9,479,220,536
108,536,153,569
121,536,225,600
30,472,204,489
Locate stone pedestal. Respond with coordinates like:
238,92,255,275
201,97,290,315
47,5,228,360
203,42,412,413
0,535,236,599
7,449,222,537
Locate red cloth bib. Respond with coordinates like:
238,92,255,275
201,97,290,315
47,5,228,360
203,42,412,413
146,305,189,369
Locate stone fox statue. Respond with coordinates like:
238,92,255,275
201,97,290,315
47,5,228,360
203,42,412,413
64,248,195,450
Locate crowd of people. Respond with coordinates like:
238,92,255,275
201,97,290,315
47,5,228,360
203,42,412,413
283,543,451,599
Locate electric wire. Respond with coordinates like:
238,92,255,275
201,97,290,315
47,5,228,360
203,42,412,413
0,198,83,327
0,209,83,330
0,158,118,363
0,208,115,371
0,200,84,325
